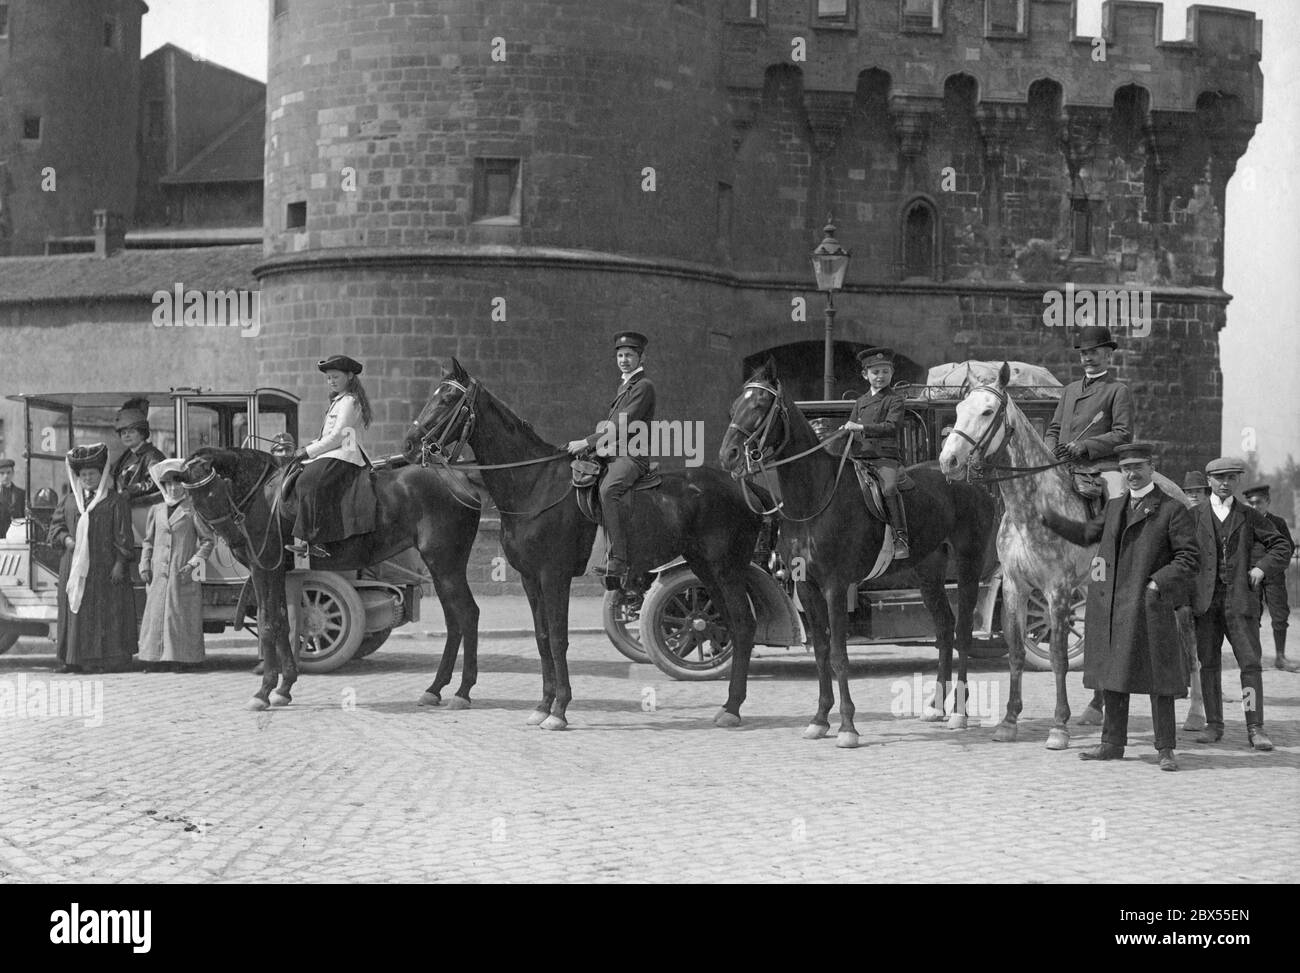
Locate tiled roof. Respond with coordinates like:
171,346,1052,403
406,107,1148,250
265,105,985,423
0,245,263,303
163,102,265,184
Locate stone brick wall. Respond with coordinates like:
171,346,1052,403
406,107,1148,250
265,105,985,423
0,0,146,254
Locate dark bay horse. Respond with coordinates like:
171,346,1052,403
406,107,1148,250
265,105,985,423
405,359,767,730
718,360,998,748
182,447,481,710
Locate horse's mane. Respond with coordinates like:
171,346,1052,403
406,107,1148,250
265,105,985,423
190,446,275,480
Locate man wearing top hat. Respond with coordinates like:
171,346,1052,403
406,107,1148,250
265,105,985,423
1045,326,1133,497
1242,483,1297,672
567,332,656,584
108,398,167,508
842,347,910,558
1190,458,1292,749
1041,443,1199,770
0,457,25,538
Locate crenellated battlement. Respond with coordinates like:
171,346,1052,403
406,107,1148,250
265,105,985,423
724,1,1261,117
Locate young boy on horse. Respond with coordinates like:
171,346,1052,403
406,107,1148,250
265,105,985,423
287,355,374,559
567,331,656,585
841,347,910,559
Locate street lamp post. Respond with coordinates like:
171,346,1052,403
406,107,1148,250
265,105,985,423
811,215,851,401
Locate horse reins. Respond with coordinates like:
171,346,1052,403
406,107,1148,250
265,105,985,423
728,381,855,522
184,453,287,571
952,383,1077,483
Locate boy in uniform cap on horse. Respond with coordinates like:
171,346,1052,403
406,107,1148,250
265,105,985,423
1041,442,1199,771
1241,483,1297,672
1044,326,1133,499
0,456,24,539
568,332,655,585
1189,458,1292,749
841,347,910,558
47,444,138,673
109,398,167,507
288,356,375,558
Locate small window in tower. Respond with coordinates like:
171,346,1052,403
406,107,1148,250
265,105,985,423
0,5,10,39
816,0,849,19
146,99,165,140
473,158,521,224
726,0,766,22
274,0,289,18
901,198,938,279
901,0,941,32
986,0,1025,36
1071,197,1093,255
21,115,41,141
286,201,307,230
104,16,119,50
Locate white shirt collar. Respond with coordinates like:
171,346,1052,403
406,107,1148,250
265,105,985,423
1210,494,1234,520
1129,482,1155,499
619,366,643,384
1084,369,1108,381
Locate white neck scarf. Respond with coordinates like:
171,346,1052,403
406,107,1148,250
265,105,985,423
1210,494,1233,521
65,461,110,614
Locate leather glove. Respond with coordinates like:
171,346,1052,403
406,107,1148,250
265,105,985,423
1052,444,1070,460
111,562,128,586
1067,442,1088,460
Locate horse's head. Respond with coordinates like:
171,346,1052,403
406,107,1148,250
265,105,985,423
719,357,788,476
940,361,1012,478
405,358,478,463
181,448,240,538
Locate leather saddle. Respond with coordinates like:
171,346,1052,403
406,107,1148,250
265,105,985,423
573,459,662,525
1068,466,1108,519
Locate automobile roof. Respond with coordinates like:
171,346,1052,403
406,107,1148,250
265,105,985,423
6,387,300,408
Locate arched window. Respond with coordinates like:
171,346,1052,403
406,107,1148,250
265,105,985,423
900,196,938,279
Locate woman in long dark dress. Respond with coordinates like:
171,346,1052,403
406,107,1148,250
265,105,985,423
48,444,138,673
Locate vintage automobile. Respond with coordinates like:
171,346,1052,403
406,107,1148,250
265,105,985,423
603,380,1087,680
0,388,423,672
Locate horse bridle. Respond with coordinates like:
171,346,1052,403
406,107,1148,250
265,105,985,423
949,382,1011,474
183,453,284,569
413,378,478,466
727,381,791,478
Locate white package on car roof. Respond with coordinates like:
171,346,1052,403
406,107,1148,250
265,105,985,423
920,361,1064,400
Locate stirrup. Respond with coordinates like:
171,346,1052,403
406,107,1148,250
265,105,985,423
892,534,911,559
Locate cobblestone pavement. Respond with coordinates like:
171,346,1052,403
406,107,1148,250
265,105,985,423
1,616,1297,883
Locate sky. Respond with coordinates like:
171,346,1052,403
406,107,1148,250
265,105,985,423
140,0,1300,473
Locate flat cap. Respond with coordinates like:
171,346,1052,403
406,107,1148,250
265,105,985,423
1242,483,1271,499
1115,442,1155,465
1205,456,1247,477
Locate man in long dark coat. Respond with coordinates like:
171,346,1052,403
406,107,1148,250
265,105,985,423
1191,458,1292,750
1042,443,1199,771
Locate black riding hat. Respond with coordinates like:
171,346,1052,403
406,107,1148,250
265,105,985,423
318,355,363,375
1074,326,1118,351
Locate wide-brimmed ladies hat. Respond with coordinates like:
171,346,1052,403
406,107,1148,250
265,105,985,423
67,443,109,473
148,458,188,491
114,397,151,433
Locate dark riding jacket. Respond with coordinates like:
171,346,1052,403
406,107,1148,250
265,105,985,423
586,370,656,467
846,387,903,461
1044,373,1133,468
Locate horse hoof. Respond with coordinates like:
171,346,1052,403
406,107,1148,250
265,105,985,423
539,715,568,731
1183,715,1206,732
802,723,830,740
920,707,945,723
417,692,441,707
1045,728,1070,750
835,731,860,749
947,713,969,730
269,692,291,708
525,709,550,726
1077,705,1104,725
446,696,471,711
713,710,741,728
247,698,269,711
991,722,1017,743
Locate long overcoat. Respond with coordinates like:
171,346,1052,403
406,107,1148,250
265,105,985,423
138,499,215,663
1044,485,1198,695
47,487,138,667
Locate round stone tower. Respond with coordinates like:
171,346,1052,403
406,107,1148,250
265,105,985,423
0,0,146,255
257,0,731,450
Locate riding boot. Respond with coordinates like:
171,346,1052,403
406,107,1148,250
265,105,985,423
602,498,630,583
885,493,910,559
